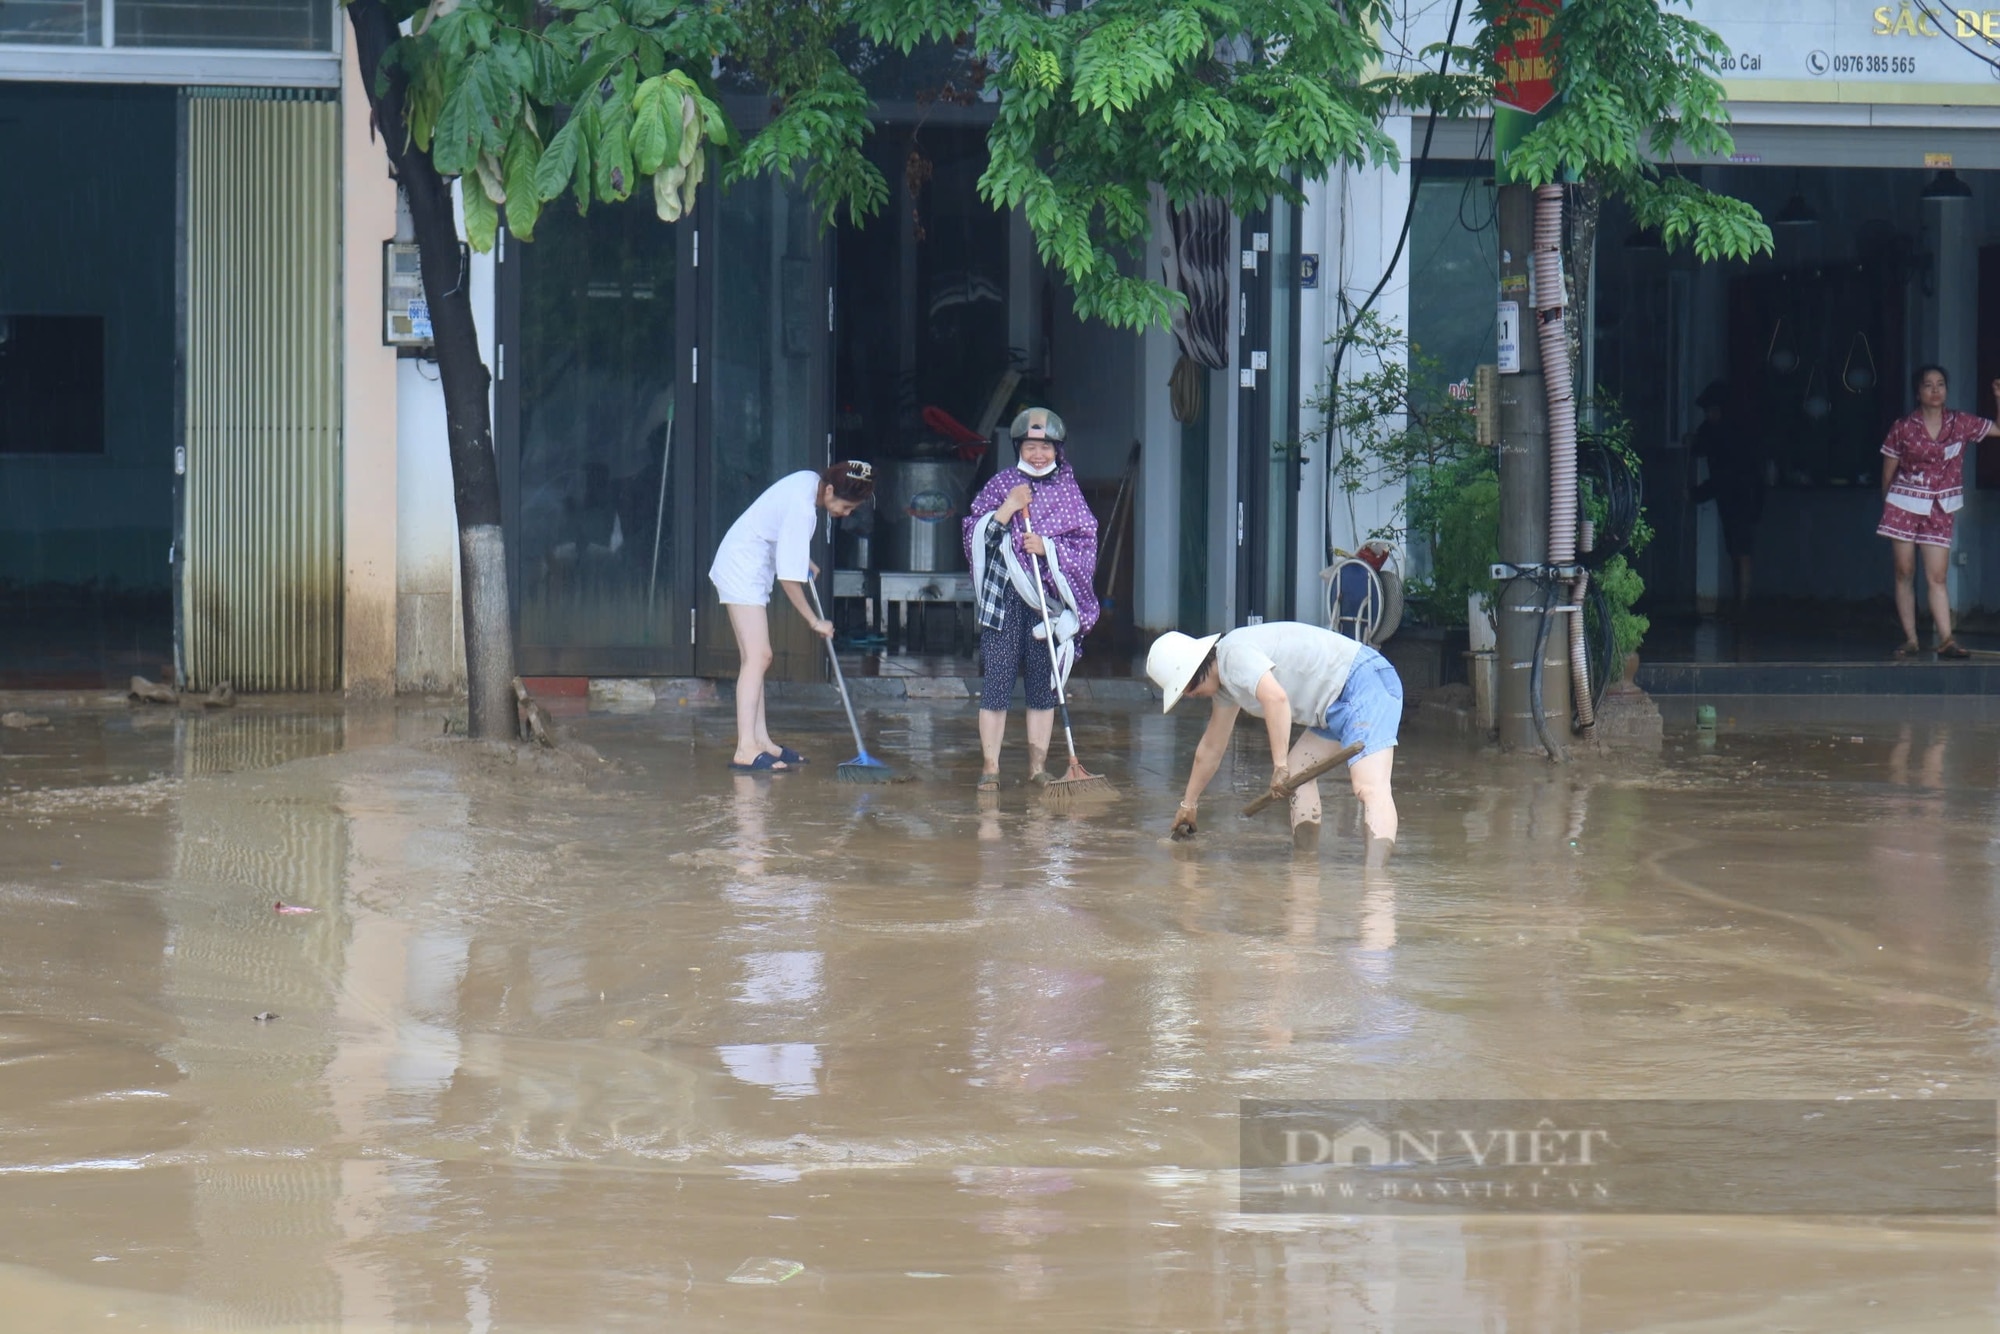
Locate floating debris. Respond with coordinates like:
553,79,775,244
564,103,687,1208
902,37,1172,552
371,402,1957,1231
726,1258,804,1286
128,676,178,705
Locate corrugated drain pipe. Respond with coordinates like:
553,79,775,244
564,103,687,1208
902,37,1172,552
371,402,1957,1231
1532,183,1590,731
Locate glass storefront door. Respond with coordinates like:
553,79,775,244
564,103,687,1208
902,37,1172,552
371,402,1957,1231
498,196,695,676
497,167,832,682
692,174,831,681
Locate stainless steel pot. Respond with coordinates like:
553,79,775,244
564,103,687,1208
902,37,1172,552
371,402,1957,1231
876,459,974,573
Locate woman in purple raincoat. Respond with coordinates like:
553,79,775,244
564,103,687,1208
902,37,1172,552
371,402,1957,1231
962,408,1100,791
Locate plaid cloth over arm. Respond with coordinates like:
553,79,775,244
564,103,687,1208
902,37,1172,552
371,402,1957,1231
976,521,1010,631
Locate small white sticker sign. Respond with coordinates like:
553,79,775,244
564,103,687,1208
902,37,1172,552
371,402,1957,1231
1496,300,1521,375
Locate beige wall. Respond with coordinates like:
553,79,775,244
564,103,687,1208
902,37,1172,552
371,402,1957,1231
341,42,401,697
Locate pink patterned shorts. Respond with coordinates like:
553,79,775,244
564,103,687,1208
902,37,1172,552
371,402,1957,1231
1876,498,1955,549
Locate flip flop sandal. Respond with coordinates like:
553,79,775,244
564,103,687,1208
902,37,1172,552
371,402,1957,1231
1893,641,1923,659
776,746,808,765
975,773,1001,793
729,753,793,774
1937,640,1972,659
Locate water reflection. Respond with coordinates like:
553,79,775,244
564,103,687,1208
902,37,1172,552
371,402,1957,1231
719,1042,821,1099
737,950,824,1008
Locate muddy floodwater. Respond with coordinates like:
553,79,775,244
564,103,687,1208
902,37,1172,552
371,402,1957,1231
2,694,1999,1330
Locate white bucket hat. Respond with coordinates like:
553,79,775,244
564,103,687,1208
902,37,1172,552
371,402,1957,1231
1147,630,1221,713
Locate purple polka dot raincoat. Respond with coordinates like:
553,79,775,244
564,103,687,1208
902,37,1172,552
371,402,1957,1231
963,461,1101,635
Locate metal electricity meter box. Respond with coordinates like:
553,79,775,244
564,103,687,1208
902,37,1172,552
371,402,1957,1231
383,241,468,352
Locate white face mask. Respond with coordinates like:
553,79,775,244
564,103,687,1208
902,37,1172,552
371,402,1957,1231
1018,456,1058,478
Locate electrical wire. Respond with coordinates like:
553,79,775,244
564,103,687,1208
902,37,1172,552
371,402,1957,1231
1572,433,1642,723
1324,0,1465,389
1456,172,1496,235
1582,578,1617,718
1575,432,1643,569
1911,0,2000,70
1528,578,1565,762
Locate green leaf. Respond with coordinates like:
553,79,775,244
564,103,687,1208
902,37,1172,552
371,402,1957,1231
571,101,598,215
533,113,583,202
503,126,543,239
629,75,681,176
593,102,633,202
463,178,498,252
636,33,665,79
431,50,515,176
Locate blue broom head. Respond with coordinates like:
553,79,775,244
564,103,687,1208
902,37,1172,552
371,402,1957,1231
836,750,894,782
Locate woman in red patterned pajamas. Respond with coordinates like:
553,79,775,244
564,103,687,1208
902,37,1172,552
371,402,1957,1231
1877,365,2000,659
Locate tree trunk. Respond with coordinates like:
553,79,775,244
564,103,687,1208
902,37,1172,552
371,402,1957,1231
347,0,518,739
1565,181,1602,423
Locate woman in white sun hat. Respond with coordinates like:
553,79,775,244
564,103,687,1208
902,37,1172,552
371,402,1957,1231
1147,621,1402,864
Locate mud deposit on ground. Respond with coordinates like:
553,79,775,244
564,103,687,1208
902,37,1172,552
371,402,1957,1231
0,698,1996,1330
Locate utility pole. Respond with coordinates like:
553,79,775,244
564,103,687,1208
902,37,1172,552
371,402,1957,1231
1492,0,1570,757
1494,186,1567,753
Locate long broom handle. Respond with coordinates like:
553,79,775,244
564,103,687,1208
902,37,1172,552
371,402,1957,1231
806,581,868,756
1022,514,1081,766
1240,741,1364,817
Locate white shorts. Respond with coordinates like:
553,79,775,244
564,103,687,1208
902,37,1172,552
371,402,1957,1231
709,561,773,606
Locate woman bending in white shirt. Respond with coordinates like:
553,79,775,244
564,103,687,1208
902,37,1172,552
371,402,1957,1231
709,461,874,772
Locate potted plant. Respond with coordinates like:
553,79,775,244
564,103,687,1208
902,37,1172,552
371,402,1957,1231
1306,315,1652,710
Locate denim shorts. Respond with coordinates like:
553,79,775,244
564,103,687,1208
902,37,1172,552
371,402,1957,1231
1310,644,1404,761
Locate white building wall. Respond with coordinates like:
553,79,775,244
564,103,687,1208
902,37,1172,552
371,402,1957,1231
1293,175,1333,627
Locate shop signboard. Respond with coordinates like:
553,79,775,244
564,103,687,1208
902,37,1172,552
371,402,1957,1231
1686,0,2000,102
1394,0,2000,107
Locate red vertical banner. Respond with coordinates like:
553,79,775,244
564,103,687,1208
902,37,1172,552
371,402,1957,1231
1494,0,1561,184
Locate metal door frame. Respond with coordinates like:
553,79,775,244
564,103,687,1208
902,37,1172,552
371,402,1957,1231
1233,198,1303,625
